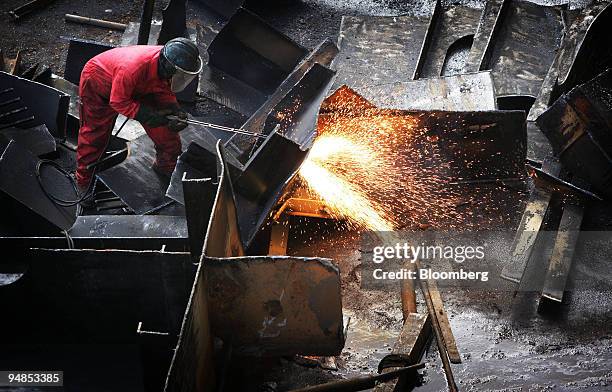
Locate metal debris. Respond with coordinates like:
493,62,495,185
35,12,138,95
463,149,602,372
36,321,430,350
536,68,612,198
466,0,564,102
0,71,69,138
200,8,323,116
0,140,77,235
414,1,481,79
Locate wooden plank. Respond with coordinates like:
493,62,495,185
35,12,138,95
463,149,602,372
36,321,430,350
540,203,584,303
427,279,461,364
419,278,458,392
374,313,431,392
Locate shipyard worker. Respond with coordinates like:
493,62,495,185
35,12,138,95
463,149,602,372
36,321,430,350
75,38,202,197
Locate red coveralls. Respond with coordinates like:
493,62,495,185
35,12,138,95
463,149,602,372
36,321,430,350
75,45,182,189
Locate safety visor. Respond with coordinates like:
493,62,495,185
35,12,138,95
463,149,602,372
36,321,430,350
170,56,203,92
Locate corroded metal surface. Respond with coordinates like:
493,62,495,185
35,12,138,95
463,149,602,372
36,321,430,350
536,69,612,197
205,255,344,356
467,0,564,99
501,159,561,284
529,2,612,121
332,13,431,91
541,203,584,303
353,71,497,111
415,3,481,79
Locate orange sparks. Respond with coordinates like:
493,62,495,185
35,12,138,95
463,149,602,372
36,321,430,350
299,134,395,231
298,98,463,231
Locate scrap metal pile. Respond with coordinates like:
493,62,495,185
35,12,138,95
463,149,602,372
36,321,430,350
1,0,612,391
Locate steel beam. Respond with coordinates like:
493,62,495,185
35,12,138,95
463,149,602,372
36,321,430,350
138,0,156,45
192,0,243,19
501,159,561,284
158,0,187,44
374,313,431,392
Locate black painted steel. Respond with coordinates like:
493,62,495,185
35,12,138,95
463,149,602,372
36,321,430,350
0,124,56,156
158,0,187,45
192,0,243,19
0,140,77,236
200,8,310,115
63,38,115,85
0,72,69,139
0,248,194,343
227,62,337,161
224,39,339,159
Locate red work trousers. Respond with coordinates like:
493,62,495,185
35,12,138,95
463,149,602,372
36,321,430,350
75,67,182,190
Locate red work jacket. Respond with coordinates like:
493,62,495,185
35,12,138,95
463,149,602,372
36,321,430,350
84,45,177,118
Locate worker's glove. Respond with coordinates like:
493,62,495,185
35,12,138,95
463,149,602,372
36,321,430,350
135,105,173,128
168,109,188,133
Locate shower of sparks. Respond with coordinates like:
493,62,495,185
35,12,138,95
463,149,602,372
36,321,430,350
298,98,465,232
299,136,394,232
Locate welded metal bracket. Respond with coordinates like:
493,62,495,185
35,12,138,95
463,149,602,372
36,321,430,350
166,141,344,392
